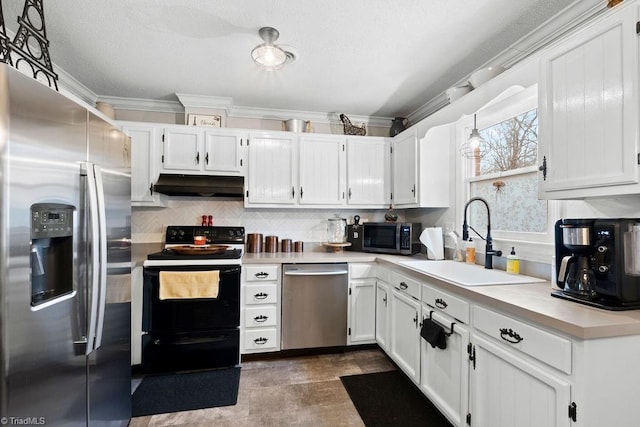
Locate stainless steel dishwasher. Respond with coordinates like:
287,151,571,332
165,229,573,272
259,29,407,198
281,263,348,350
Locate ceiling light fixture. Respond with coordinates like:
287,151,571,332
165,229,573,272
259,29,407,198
460,114,484,159
251,26,294,71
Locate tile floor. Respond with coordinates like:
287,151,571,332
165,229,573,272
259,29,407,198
129,348,396,426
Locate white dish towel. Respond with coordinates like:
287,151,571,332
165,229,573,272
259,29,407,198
419,227,444,260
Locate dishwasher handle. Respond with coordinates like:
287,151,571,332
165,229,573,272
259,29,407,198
284,269,348,277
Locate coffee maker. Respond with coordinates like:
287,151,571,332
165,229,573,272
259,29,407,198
553,218,640,310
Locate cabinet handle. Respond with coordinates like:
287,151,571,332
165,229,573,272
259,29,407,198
254,292,269,300
196,152,200,164
411,184,415,194
205,152,209,165
435,298,448,309
254,337,268,345
149,184,153,196
499,328,524,344
538,156,547,181
253,315,268,323
292,186,295,198
300,186,303,199
412,313,418,327
399,282,408,290
383,295,387,306
255,272,269,279
348,188,352,199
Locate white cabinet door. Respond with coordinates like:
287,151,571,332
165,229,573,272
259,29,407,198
469,334,571,427
420,309,469,427
122,123,165,206
348,278,376,344
418,124,451,208
203,129,246,174
375,280,390,351
392,130,418,206
298,135,345,205
247,133,296,205
538,2,639,198
347,137,391,206
161,127,203,171
390,288,421,383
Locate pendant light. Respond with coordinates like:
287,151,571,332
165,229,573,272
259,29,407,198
460,113,483,159
251,27,295,71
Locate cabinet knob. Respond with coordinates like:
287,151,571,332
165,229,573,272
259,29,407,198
538,156,547,180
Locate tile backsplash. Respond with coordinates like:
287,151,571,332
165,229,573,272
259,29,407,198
132,198,398,243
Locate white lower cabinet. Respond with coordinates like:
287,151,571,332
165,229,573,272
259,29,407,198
375,279,390,351
241,264,281,354
420,282,470,427
468,334,571,427
468,305,572,427
390,285,421,383
348,263,377,345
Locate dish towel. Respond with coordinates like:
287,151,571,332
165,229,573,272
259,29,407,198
159,270,220,300
420,318,447,350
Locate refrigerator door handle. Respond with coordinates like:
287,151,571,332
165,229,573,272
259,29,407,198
93,165,108,351
84,162,102,355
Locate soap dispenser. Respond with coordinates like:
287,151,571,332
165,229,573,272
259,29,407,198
507,246,520,274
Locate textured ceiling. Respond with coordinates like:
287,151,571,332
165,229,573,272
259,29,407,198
4,0,576,118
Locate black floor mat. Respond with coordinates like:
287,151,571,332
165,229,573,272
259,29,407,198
132,367,240,417
340,370,452,427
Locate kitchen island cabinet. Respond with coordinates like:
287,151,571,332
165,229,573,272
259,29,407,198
538,0,640,199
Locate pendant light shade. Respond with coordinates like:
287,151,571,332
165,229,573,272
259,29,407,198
251,27,294,71
460,113,484,159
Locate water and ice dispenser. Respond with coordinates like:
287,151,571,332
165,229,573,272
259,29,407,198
30,203,75,308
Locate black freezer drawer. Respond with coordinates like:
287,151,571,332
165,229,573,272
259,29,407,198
142,329,239,373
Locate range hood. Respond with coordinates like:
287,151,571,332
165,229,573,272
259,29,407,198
153,174,244,198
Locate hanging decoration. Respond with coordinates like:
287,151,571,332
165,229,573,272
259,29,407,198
9,0,58,90
0,1,11,65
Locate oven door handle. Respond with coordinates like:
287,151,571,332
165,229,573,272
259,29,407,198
156,335,229,346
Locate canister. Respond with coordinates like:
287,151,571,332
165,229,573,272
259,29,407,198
246,233,263,253
281,239,292,252
265,235,279,253
294,241,304,252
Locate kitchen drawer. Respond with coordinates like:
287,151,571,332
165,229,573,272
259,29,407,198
349,263,376,279
244,305,277,328
473,305,572,374
243,328,278,352
244,284,278,304
422,283,469,324
390,270,421,301
245,265,279,282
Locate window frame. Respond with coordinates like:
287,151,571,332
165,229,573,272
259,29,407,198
455,84,558,263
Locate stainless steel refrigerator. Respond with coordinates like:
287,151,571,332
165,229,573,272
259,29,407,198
0,64,131,425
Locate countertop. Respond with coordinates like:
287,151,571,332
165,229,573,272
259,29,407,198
243,249,640,340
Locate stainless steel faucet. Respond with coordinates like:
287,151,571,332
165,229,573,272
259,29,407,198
462,197,502,269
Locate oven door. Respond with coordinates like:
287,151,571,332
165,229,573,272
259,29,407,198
142,265,240,333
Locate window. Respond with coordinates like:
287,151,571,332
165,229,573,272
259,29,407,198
457,85,556,258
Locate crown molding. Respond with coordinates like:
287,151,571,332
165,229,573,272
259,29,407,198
175,93,234,114
97,95,183,113
407,0,607,123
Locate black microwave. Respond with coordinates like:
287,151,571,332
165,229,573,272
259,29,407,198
350,222,421,255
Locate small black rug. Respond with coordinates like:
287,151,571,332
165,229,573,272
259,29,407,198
132,367,241,417
340,370,452,427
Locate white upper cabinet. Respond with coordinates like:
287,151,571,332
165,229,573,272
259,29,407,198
203,130,246,174
161,126,203,172
392,126,450,208
347,137,391,206
392,129,418,206
246,132,297,205
161,126,246,175
121,122,166,206
538,2,640,198
298,135,345,205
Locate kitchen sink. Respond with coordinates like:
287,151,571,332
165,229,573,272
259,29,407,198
398,260,546,286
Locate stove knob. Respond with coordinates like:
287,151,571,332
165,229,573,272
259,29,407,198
598,265,609,273
597,246,608,253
